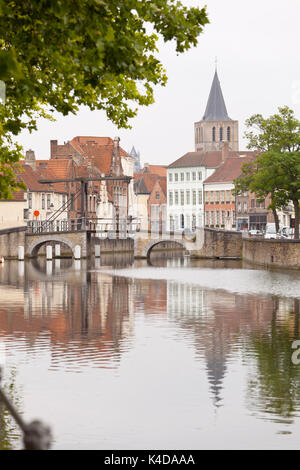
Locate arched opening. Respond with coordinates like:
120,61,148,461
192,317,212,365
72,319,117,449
30,240,75,258
227,126,231,142
146,240,187,261
212,127,216,142
219,127,223,141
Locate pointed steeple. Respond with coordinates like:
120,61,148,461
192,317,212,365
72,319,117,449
202,70,231,121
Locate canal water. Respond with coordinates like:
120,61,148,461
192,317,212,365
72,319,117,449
0,253,300,450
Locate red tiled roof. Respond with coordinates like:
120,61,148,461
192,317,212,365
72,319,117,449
134,173,166,194
168,151,223,169
204,155,255,184
147,165,167,177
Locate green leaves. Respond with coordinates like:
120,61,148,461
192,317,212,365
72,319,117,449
235,106,300,237
0,0,209,199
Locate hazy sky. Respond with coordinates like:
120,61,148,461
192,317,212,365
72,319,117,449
17,0,300,166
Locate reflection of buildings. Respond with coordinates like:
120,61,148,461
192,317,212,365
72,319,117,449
167,278,296,408
0,260,134,370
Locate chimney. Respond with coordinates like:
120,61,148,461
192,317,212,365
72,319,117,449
221,141,230,162
50,140,58,158
144,163,149,173
25,149,36,169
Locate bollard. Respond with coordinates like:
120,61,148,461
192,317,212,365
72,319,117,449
46,246,52,260
74,245,81,259
55,244,60,258
95,245,101,258
18,246,24,261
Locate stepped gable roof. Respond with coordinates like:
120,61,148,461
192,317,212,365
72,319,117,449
168,151,223,169
70,136,129,175
204,154,255,184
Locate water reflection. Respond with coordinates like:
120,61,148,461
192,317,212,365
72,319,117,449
1,256,300,448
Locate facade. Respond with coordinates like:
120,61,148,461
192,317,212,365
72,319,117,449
20,159,68,231
204,154,256,231
49,135,136,226
167,152,222,231
194,70,239,153
134,170,166,232
0,191,27,230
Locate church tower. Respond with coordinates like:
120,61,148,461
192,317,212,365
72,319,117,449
194,70,239,152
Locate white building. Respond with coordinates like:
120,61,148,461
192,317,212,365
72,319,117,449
167,153,222,231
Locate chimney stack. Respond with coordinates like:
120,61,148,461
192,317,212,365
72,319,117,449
221,141,230,161
50,140,58,158
25,149,36,169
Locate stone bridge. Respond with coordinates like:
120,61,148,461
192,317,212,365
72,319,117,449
0,226,243,260
25,230,88,258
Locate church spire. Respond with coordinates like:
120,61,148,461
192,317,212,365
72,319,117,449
202,70,231,121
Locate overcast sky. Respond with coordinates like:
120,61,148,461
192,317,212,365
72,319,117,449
17,0,300,166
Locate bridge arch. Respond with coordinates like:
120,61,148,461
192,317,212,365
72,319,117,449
27,235,76,257
142,238,188,259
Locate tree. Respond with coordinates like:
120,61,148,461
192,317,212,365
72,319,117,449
234,106,300,238
0,0,209,199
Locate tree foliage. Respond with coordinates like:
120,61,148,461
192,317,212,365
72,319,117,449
0,0,209,199
234,106,300,237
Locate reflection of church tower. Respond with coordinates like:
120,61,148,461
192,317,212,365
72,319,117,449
194,69,239,152
205,330,228,408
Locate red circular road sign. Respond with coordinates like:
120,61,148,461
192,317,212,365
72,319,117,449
33,210,40,217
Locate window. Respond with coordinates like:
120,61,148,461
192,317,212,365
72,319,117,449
186,190,190,205
198,171,202,180
28,192,32,209
215,191,220,203
41,193,45,210
216,211,219,225
192,214,196,230
198,190,202,205
170,216,174,231
180,214,184,229
231,191,235,202
237,202,242,213
174,191,178,205
226,190,230,203
47,194,51,209
169,191,173,206
175,173,178,182
156,192,160,200
192,172,196,181
180,191,184,205
220,127,223,141
192,190,196,205
256,199,260,208
227,126,231,142
211,211,215,225
251,199,255,208
212,127,216,142
180,173,184,182
205,212,209,225
220,191,225,203
205,191,209,203
210,191,214,203
186,172,190,181
243,202,248,212
169,173,173,182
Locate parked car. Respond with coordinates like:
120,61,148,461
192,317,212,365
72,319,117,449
249,229,263,236
264,223,282,239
